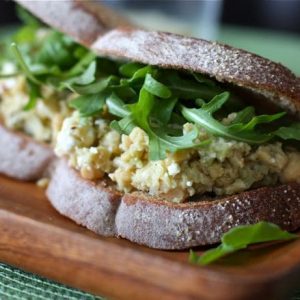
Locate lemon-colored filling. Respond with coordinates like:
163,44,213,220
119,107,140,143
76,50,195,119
55,112,299,202
0,68,71,144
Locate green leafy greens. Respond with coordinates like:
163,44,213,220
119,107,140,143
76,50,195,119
181,93,300,144
189,222,298,266
69,94,106,117
1,17,300,160
109,76,208,160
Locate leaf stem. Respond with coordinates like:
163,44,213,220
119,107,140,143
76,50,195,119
10,42,40,85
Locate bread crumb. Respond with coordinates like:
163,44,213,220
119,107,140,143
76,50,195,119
37,178,50,189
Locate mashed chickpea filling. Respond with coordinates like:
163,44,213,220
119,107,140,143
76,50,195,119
0,65,71,144
53,110,299,203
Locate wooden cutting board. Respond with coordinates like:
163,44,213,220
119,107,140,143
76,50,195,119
0,174,299,300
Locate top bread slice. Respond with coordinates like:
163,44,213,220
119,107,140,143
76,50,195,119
16,0,300,116
1,0,298,249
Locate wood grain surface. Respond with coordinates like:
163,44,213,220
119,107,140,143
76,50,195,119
0,174,299,300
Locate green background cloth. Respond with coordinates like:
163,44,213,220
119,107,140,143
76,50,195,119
0,264,104,300
0,263,299,300
0,26,299,299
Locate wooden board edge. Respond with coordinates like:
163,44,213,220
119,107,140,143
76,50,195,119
0,206,300,300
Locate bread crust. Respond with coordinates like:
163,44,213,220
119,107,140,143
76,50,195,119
0,124,54,181
15,0,300,116
46,160,300,249
117,186,300,249
46,159,122,236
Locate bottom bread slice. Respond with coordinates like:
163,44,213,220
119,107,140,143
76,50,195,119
0,124,54,181
47,159,300,249
47,159,121,236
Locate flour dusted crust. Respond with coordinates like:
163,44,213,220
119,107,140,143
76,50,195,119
16,0,300,116
116,186,300,249
2,0,299,248
0,124,54,180
46,159,121,236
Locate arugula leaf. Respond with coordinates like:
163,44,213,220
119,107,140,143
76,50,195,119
151,97,178,125
110,116,136,135
231,106,255,124
129,87,206,160
106,93,130,118
143,74,172,99
112,85,137,100
236,112,286,131
36,31,80,70
148,128,203,160
120,65,154,86
66,52,97,78
275,123,300,141
129,88,154,128
11,43,41,85
0,73,20,79
66,60,96,86
24,80,41,111
13,25,38,44
192,72,216,87
181,92,287,144
189,222,298,266
69,94,105,117
201,92,229,114
67,75,119,95
162,71,222,100
119,62,145,77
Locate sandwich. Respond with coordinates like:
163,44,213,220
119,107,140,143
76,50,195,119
0,0,299,249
